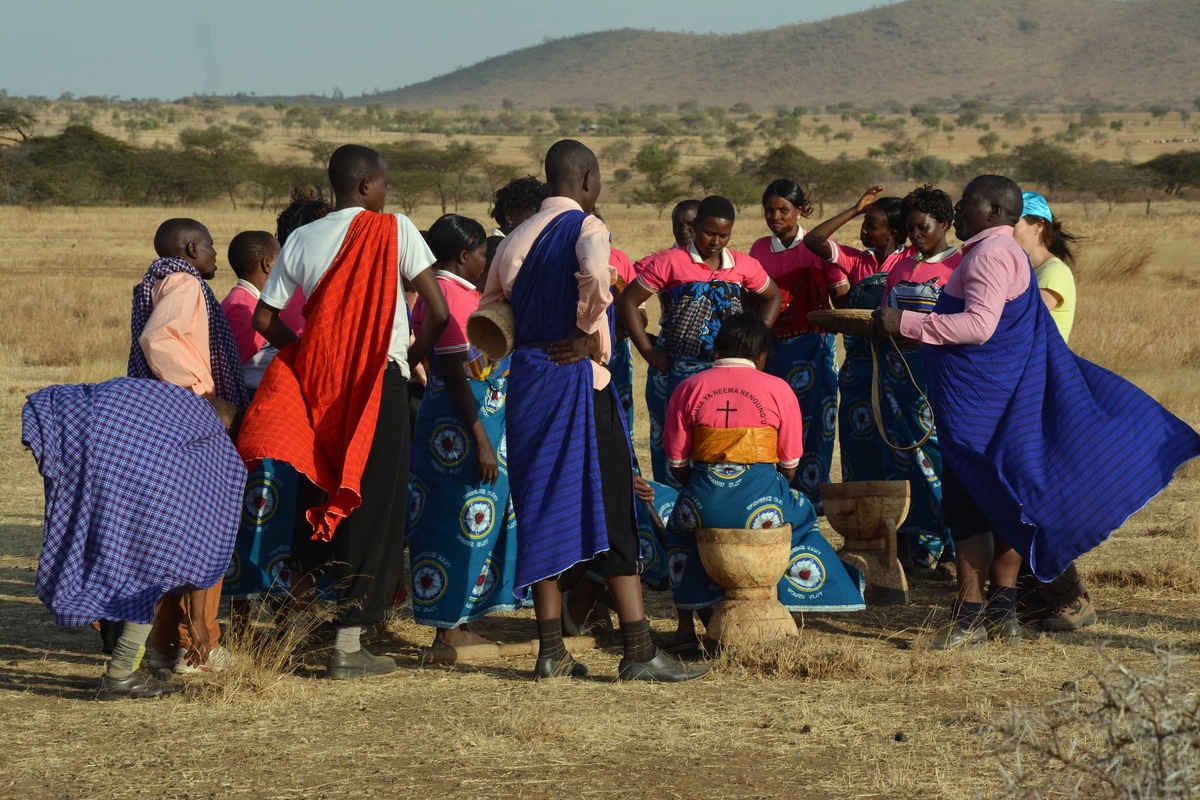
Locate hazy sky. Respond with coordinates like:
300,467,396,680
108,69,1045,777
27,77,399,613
3,0,900,100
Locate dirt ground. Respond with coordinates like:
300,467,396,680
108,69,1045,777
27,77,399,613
1,204,1198,799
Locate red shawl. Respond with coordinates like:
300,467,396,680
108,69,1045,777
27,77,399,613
237,210,398,541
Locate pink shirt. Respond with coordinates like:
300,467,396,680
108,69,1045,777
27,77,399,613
138,272,213,396
482,197,613,390
826,242,917,289
900,226,1031,346
610,246,635,289
222,281,308,360
412,270,479,355
635,244,771,295
883,250,962,306
749,233,831,337
664,359,803,469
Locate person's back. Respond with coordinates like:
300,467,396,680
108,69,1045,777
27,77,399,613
240,143,448,680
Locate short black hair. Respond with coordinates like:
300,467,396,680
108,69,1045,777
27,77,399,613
490,175,547,227
671,198,700,222
328,144,384,196
713,313,772,361
227,231,279,279
696,195,737,226
970,174,1023,223
761,178,814,218
544,139,598,187
871,196,907,247
901,184,954,225
153,218,208,258
423,214,487,265
275,186,334,245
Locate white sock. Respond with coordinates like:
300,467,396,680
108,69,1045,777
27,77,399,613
334,626,362,653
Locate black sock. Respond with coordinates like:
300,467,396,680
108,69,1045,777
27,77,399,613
536,618,567,661
621,618,656,663
955,601,985,628
986,585,1018,621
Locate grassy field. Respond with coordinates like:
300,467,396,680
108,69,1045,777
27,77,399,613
1,199,1198,799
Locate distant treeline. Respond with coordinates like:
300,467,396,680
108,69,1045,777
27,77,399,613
1,120,1198,214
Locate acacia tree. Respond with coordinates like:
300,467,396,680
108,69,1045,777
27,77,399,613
631,143,683,216
178,125,260,209
0,104,36,146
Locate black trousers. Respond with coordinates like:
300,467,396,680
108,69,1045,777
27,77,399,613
589,387,641,576
942,463,995,543
290,365,411,627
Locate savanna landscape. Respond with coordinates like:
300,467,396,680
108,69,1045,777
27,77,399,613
2,1,1200,798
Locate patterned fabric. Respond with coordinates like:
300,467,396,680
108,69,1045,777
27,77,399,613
22,378,246,626
506,210,618,588
636,479,678,591
876,343,950,562
888,277,944,314
657,280,747,361
237,211,398,542
129,257,249,411
666,463,865,612
223,458,300,600
610,338,635,427
407,356,530,625
926,275,1200,580
764,333,837,506
838,273,890,484
645,360,670,482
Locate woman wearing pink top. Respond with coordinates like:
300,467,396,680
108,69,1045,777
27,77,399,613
749,179,838,505
618,196,782,488
663,314,865,631
877,185,961,575
802,187,913,494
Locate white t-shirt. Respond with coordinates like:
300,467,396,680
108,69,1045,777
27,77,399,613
261,207,434,378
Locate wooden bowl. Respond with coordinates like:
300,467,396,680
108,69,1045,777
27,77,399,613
467,300,516,360
819,481,911,540
807,309,874,336
696,524,792,590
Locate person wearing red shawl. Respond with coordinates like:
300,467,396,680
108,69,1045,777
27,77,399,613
240,145,449,679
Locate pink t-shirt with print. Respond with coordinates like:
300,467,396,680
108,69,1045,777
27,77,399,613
664,359,803,468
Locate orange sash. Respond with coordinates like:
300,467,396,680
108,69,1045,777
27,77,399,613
237,211,398,541
691,425,779,465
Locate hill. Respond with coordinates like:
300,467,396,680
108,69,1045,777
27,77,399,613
365,0,1200,111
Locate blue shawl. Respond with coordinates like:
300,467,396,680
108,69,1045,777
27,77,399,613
505,210,612,587
924,271,1200,580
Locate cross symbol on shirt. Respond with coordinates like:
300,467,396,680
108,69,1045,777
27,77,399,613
718,400,737,428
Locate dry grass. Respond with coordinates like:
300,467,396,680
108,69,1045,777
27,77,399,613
0,203,1198,799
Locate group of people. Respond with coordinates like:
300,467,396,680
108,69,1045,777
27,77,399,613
20,138,1200,699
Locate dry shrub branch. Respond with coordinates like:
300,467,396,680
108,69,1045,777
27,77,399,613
985,649,1200,799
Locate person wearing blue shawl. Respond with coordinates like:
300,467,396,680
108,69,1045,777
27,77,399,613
482,140,708,683
877,175,1200,649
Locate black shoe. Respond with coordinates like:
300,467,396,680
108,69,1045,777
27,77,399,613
95,671,182,700
534,652,588,680
618,649,710,682
985,615,1022,644
929,621,987,651
326,646,397,680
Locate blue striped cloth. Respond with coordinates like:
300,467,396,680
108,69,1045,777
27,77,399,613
925,273,1200,580
21,378,247,625
129,257,249,411
506,210,612,588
